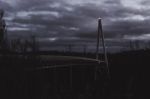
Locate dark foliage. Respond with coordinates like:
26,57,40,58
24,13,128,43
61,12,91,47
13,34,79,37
0,50,149,99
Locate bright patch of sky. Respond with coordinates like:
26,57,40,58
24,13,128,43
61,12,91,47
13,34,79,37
8,27,30,31
121,0,149,9
49,2,61,8
16,11,60,18
1,0,19,7
124,34,150,40
64,0,105,5
69,27,79,31
48,37,57,41
39,37,58,42
111,15,150,22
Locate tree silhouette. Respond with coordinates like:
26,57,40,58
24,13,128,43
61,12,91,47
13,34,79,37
0,9,8,54
0,9,5,48
129,40,134,50
83,44,87,54
30,35,39,53
10,38,21,52
129,40,141,51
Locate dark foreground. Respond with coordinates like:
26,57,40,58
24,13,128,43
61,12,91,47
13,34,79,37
0,50,150,99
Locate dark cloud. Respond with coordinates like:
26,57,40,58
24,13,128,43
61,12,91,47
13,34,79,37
0,1,13,12
1,0,150,52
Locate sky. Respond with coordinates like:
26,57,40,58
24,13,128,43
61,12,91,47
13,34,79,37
1,0,150,52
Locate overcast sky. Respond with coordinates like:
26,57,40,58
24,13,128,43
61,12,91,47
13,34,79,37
1,0,150,52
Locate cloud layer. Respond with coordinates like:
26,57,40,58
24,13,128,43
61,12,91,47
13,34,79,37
1,0,150,52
